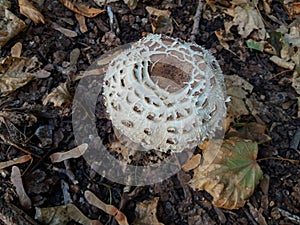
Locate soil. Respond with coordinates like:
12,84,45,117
0,0,300,224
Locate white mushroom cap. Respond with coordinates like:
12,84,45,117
103,34,227,152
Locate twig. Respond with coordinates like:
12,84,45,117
191,0,204,43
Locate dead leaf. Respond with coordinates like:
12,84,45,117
43,82,72,107
123,0,138,10
133,197,164,225
224,75,254,120
50,143,88,163
146,6,173,34
226,5,266,40
84,190,129,225
75,13,88,33
0,56,40,96
0,155,32,170
227,122,271,144
18,0,45,25
270,55,295,70
59,0,105,18
189,137,263,209
182,154,201,172
0,9,26,48
51,22,78,37
11,166,32,209
11,42,22,57
35,203,102,225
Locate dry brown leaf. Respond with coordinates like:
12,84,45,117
84,190,129,225
0,56,40,96
43,82,72,107
146,6,173,34
227,122,271,144
189,137,263,209
35,203,102,225
133,197,164,225
75,13,88,33
51,22,78,37
224,75,253,120
182,154,201,172
270,55,295,70
0,9,26,48
59,0,105,18
0,155,32,170
50,143,88,163
18,0,45,25
11,42,22,57
226,5,266,40
11,166,32,209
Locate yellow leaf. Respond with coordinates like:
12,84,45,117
18,0,45,25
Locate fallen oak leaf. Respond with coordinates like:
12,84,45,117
133,197,164,225
11,166,32,209
35,203,102,225
84,190,129,225
50,143,88,163
59,0,105,18
18,0,45,25
0,155,32,170
189,137,263,209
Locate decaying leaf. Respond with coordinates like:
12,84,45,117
11,166,32,209
51,22,78,37
123,0,138,10
59,0,105,18
0,9,26,48
225,75,254,119
50,143,88,163
18,0,45,25
270,55,295,70
0,56,40,96
0,155,32,170
35,203,101,225
11,42,22,57
189,137,263,209
43,82,72,107
75,13,88,33
133,197,164,225
146,6,173,34
225,5,266,39
84,190,129,225
227,122,271,144
182,154,201,172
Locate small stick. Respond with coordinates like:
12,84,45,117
191,0,204,43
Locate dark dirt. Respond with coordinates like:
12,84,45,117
0,0,300,224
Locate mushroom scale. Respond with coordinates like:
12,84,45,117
103,34,227,152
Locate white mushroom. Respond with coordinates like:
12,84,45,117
103,34,227,152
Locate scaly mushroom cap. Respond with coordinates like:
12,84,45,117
103,34,226,152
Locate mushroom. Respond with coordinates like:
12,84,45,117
103,34,227,152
